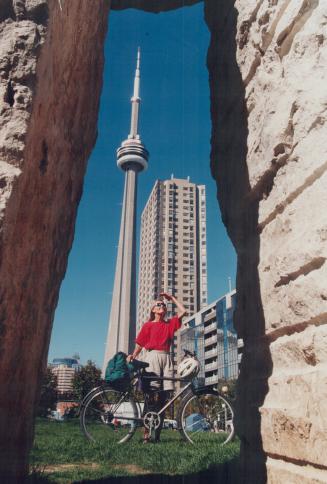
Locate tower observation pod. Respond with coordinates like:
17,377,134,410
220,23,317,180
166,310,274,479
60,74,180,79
103,48,149,374
117,48,149,172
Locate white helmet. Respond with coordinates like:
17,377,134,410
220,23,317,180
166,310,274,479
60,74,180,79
178,357,200,378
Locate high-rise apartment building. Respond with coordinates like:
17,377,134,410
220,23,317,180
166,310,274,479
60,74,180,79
50,357,81,394
137,177,207,369
181,291,243,387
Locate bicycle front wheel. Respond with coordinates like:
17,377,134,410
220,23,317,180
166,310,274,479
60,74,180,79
178,390,234,444
80,386,139,444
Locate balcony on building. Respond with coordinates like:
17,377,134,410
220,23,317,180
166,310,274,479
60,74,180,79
204,322,216,334
204,360,218,372
204,347,217,359
204,334,218,346
205,374,218,385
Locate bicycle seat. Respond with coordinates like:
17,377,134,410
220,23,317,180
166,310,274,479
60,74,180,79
131,359,149,370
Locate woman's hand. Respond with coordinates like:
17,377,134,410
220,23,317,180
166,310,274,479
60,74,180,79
127,344,142,362
163,293,186,319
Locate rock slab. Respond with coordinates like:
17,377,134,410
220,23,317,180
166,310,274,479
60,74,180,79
0,0,109,479
205,0,327,482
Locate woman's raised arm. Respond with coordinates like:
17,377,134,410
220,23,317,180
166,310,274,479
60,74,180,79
160,293,186,319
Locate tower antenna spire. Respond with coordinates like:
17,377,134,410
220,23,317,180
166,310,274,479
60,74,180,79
129,47,141,139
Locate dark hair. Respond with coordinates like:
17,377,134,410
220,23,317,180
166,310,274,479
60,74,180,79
149,309,155,321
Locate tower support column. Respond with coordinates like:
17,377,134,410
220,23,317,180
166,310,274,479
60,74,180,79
103,167,139,367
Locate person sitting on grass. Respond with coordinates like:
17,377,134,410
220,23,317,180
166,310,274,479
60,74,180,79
127,292,186,443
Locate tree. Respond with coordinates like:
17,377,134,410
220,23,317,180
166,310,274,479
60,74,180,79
37,368,58,417
59,390,76,401
72,360,102,400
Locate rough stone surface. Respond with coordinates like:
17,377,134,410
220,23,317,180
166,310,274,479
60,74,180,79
0,0,109,479
262,325,327,465
259,170,327,332
267,457,327,484
0,15,45,227
204,0,327,482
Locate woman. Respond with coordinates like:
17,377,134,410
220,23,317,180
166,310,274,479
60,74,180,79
128,292,186,442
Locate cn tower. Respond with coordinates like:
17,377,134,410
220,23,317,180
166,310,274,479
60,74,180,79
103,48,149,372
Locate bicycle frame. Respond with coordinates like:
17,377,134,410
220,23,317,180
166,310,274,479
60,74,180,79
157,381,192,416
133,371,195,418
82,378,193,425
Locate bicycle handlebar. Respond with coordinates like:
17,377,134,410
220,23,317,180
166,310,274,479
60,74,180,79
130,359,149,370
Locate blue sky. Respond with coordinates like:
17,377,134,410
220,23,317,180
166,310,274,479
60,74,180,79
48,4,236,367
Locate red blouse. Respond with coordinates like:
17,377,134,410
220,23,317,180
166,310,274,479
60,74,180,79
135,317,181,352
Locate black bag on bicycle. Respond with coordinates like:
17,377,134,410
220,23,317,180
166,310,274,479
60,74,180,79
104,352,134,390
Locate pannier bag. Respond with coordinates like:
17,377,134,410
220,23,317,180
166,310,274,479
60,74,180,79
105,351,134,389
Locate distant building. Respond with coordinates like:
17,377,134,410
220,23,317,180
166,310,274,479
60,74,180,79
52,358,80,369
137,177,208,375
137,177,207,328
180,290,243,386
50,357,81,394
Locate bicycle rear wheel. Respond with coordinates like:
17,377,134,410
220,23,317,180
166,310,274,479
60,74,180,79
177,389,234,444
80,386,139,444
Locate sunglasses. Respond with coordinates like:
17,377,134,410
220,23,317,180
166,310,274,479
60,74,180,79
154,302,166,308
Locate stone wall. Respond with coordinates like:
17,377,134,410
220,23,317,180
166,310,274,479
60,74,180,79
204,0,327,482
0,0,109,478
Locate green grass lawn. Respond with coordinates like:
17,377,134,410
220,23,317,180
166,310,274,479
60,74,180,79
30,418,240,482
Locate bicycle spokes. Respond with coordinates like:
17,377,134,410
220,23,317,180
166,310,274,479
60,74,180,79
80,387,139,444
179,392,234,444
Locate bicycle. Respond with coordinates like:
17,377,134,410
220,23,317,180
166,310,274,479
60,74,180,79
79,349,234,445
